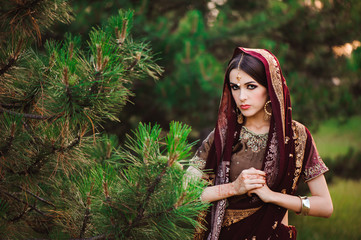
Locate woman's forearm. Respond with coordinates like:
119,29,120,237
267,175,333,218
201,183,236,202
268,191,333,218
201,168,266,202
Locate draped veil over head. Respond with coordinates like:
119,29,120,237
203,47,313,240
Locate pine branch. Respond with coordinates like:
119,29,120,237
0,107,53,120
0,190,47,216
90,45,104,95
79,182,94,238
103,198,131,223
16,148,55,175
79,208,91,238
129,164,168,231
69,234,108,240
0,122,16,158
9,207,29,222
16,135,81,175
0,39,23,77
126,52,141,71
0,56,17,77
115,19,128,47
27,237,109,240
131,191,187,229
0,102,23,108
60,135,81,152
29,236,109,240
63,67,73,103
19,186,56,209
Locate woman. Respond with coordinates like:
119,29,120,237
190,47,333,240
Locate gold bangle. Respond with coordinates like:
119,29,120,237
297,196,310,216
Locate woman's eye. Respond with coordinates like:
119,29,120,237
230,85,239,90
247,84,257,90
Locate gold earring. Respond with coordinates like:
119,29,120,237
264,100,272,120
236,108,244,124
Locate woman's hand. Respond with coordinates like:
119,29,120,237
249,175,333,218
200,167,266,202
248,183,274,203
231,167,266,196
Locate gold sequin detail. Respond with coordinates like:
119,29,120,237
222,207,261,227
291,120,307,191
240,126,268,153
272,221,278,229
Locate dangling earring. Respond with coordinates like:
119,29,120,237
264,100,272,120
236,108,244,124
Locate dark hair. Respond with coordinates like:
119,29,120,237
226,53,268,88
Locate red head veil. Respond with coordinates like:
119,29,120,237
204,47,311,239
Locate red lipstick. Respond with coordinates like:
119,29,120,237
240,105,250,110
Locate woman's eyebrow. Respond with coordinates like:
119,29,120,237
245,81,257,84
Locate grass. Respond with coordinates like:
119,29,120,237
311,116,361,160
290,178,361,240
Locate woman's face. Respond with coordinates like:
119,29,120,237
229,69,268,122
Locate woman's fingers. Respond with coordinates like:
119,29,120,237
239,168,266,181
232,168,267,195
245,178,265,185
243,167,266,176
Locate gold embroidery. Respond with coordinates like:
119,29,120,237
272,221,278,229
303,160,328,182
190,155,206,170
193,210,208,240
291,120,307,191
243,48,285,139
222,207,261,227
240,126,268,153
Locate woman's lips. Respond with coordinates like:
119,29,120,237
240,105,250,110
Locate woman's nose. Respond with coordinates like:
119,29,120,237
239,89,246,101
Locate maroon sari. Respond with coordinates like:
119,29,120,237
202,47,316,240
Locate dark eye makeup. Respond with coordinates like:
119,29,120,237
247,84,257,90
230,83,240,90
229,83,258,90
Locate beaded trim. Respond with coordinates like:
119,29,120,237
240,126,268,153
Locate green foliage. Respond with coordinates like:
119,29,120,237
1,2,208,239
88,122,208,239
49,123,208,239
0,0,73,44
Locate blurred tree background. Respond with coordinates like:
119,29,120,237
48,0,361,138
2,0,361,238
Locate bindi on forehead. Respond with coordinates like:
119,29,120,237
236,71,242,86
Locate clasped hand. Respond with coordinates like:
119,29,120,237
231,167,271,201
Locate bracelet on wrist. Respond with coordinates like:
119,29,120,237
297,196,310,216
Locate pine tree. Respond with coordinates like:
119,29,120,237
0,1,208,239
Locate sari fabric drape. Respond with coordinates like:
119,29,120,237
203,47,313,240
